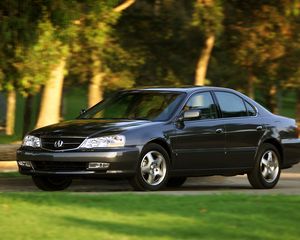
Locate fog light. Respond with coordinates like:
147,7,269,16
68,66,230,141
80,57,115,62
88,162,110,169
18,161,32,168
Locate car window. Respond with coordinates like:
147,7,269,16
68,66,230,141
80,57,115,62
245,101,257,116
80,91,185,121
184,92,218,119
215,91,247,118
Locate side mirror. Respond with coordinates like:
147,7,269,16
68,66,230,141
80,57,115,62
183,110,200,120
80,109,86,115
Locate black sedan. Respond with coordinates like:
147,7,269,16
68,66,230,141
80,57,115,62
17,87,300,191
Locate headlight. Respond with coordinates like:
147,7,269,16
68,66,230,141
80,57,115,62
80,135,126,148
22,135,41,148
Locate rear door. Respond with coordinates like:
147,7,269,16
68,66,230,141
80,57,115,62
213,91,265,168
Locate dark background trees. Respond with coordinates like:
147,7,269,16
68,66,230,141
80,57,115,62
0,0,300,141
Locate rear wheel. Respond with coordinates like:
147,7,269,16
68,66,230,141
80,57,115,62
247,143,281,189
129,143,169,191
32,176,72,191
167,177,187,188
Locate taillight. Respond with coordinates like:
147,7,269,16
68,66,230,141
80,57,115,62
296,124,300,138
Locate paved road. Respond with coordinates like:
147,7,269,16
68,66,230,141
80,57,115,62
0,164,299,195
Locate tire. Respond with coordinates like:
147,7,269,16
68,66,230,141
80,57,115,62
129,143,170,191
247,143,281,189
167,177,187,188
32,176,72,191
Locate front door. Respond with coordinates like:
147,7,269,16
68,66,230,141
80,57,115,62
172,91,226,170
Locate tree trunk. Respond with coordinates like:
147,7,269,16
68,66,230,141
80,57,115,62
5,90,16,135
22,93,34,138
269,85,278,114
263,85,278,113
154,0,162,15
296,89,300,121
35,58,66,128
114,0,136,12
247,73,255,99
194,34,215,86
88,59,104,108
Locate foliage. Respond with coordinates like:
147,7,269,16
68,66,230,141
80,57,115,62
15,17,68,95
223,1,297,93
66,1,128,88
112,0,198,87
0,0,39,91
1,0,300,137
192,0,224,37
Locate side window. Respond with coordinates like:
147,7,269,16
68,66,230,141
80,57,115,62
215,91,247,118
245,101,256,116
185,92,218,119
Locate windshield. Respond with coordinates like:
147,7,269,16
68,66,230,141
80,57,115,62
80,91,185,121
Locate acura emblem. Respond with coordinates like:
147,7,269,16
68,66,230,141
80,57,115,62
54,140,64,148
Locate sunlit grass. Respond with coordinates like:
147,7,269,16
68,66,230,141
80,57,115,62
0,193,299,240
0,172,22,178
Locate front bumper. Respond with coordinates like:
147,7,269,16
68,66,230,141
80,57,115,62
16,147,140,177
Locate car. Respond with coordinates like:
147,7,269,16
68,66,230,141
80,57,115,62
17,86,300,191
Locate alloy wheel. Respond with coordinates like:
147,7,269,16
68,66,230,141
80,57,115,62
260,150,279,183
140,150,167,186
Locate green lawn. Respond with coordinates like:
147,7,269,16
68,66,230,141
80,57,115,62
0,193,299,240
0,172,23,178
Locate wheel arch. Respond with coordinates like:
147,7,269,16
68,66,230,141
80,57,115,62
146,138,172,161
261,138,284,163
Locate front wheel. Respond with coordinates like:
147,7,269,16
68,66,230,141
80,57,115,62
129,143,169,191
247,143,281,189
32,176,72,191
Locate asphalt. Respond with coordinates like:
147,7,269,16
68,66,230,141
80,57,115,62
0,163,299,195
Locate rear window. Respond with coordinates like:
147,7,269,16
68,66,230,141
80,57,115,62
215,91,248,118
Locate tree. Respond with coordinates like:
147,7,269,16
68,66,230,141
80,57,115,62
16,17,68,134
0,0,43,135
86,0,136,108
0,1,18,135
193,0,223,85
225,1,291,102
277,1,300,120
113,0,196,88
35,1,81,128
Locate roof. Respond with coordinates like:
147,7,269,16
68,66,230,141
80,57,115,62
128,86,234,93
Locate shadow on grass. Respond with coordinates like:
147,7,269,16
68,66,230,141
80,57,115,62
1,193,300,239
2,192,299,220
61,214,262,240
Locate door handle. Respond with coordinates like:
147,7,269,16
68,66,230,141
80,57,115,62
216,128,224,134
256,126,263,131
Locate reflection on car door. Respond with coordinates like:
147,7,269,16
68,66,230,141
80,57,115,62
172,92,226,171
214,91,265,168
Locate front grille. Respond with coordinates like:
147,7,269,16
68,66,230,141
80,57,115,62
33,161,87,172
41,137,85,150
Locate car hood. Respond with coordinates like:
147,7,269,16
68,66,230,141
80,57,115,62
30,119,151,138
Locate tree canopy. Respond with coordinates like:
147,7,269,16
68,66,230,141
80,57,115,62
1,0,300,137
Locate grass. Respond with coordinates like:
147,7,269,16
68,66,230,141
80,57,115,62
0,193,299,240
0,172,23,178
